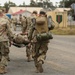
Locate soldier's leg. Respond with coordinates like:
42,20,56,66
4,41,10,61
33,57,43,73
5,48,10,61
22,27,24,33
0,41,9,74
34,42,48,73
31,43,36,59
0,43,2,62
13,24,16,31
22,27,26,33
0,43,4,74
32,43,42,73
33,56,43,73
0,52,2,62
26,45,31,62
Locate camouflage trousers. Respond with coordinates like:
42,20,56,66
32,41,48,67
26,44,32,58
22,26,27,33
0,41,9,67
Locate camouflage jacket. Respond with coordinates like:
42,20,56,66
0,15,14,42
28,15,37,41
21,17,27,27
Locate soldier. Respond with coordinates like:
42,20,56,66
19,14,22,22
26,17,32,30
28,10,54,73
0,9,15,74
19,16,30,61
20,16,32,62
12,17,17,31
25,17,32,62
26,11,38,62
18,14,23,28
21,16,28,33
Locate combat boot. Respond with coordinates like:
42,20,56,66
27,56,31,62
0,66,7,74
5,55,10,62
36,61,43,73
6,56,10,61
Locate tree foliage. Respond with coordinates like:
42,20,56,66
3,1,16,12
30,0,54,8
30,0,36,7
0,0,55,13
18,2,26,7
59,0,75,7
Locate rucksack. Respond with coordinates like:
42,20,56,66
35,16,48,33
35,16,53,41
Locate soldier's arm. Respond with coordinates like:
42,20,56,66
6,21,15,40
28,25,35,41
47,16,55,30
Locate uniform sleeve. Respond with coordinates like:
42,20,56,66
6,20,15,40
28,25,34,41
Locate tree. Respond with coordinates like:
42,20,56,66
3,2,9,13
3,1,16,12
18,2,26,7
55,2,58,7
36,0,53,8
9,1,16,7
29,0,54,8
30,0,36,7
59,0,75,7
0,4,3,8
23,2,25,6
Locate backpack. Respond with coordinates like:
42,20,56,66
35,16,53,41
36,16,48,33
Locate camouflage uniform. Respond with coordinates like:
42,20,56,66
28,10,49,73
25,17,32,62
12,17,17,31
21,16,28,33
0,10,14,74
27,17,32,30
19,16,28,61
21,16,32,62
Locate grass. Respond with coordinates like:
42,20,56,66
51,26,75,35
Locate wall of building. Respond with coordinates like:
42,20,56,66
47,11,68,28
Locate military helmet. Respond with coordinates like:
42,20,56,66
39,9,46,15
32,10,37,14
20,14,22,16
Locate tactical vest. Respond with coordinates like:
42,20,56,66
0,16,9,41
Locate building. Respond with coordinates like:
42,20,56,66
8,7,43,19
47,8,71,27
12,9,31,20
8,7,43,14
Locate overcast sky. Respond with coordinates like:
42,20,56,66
0,0,62,6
